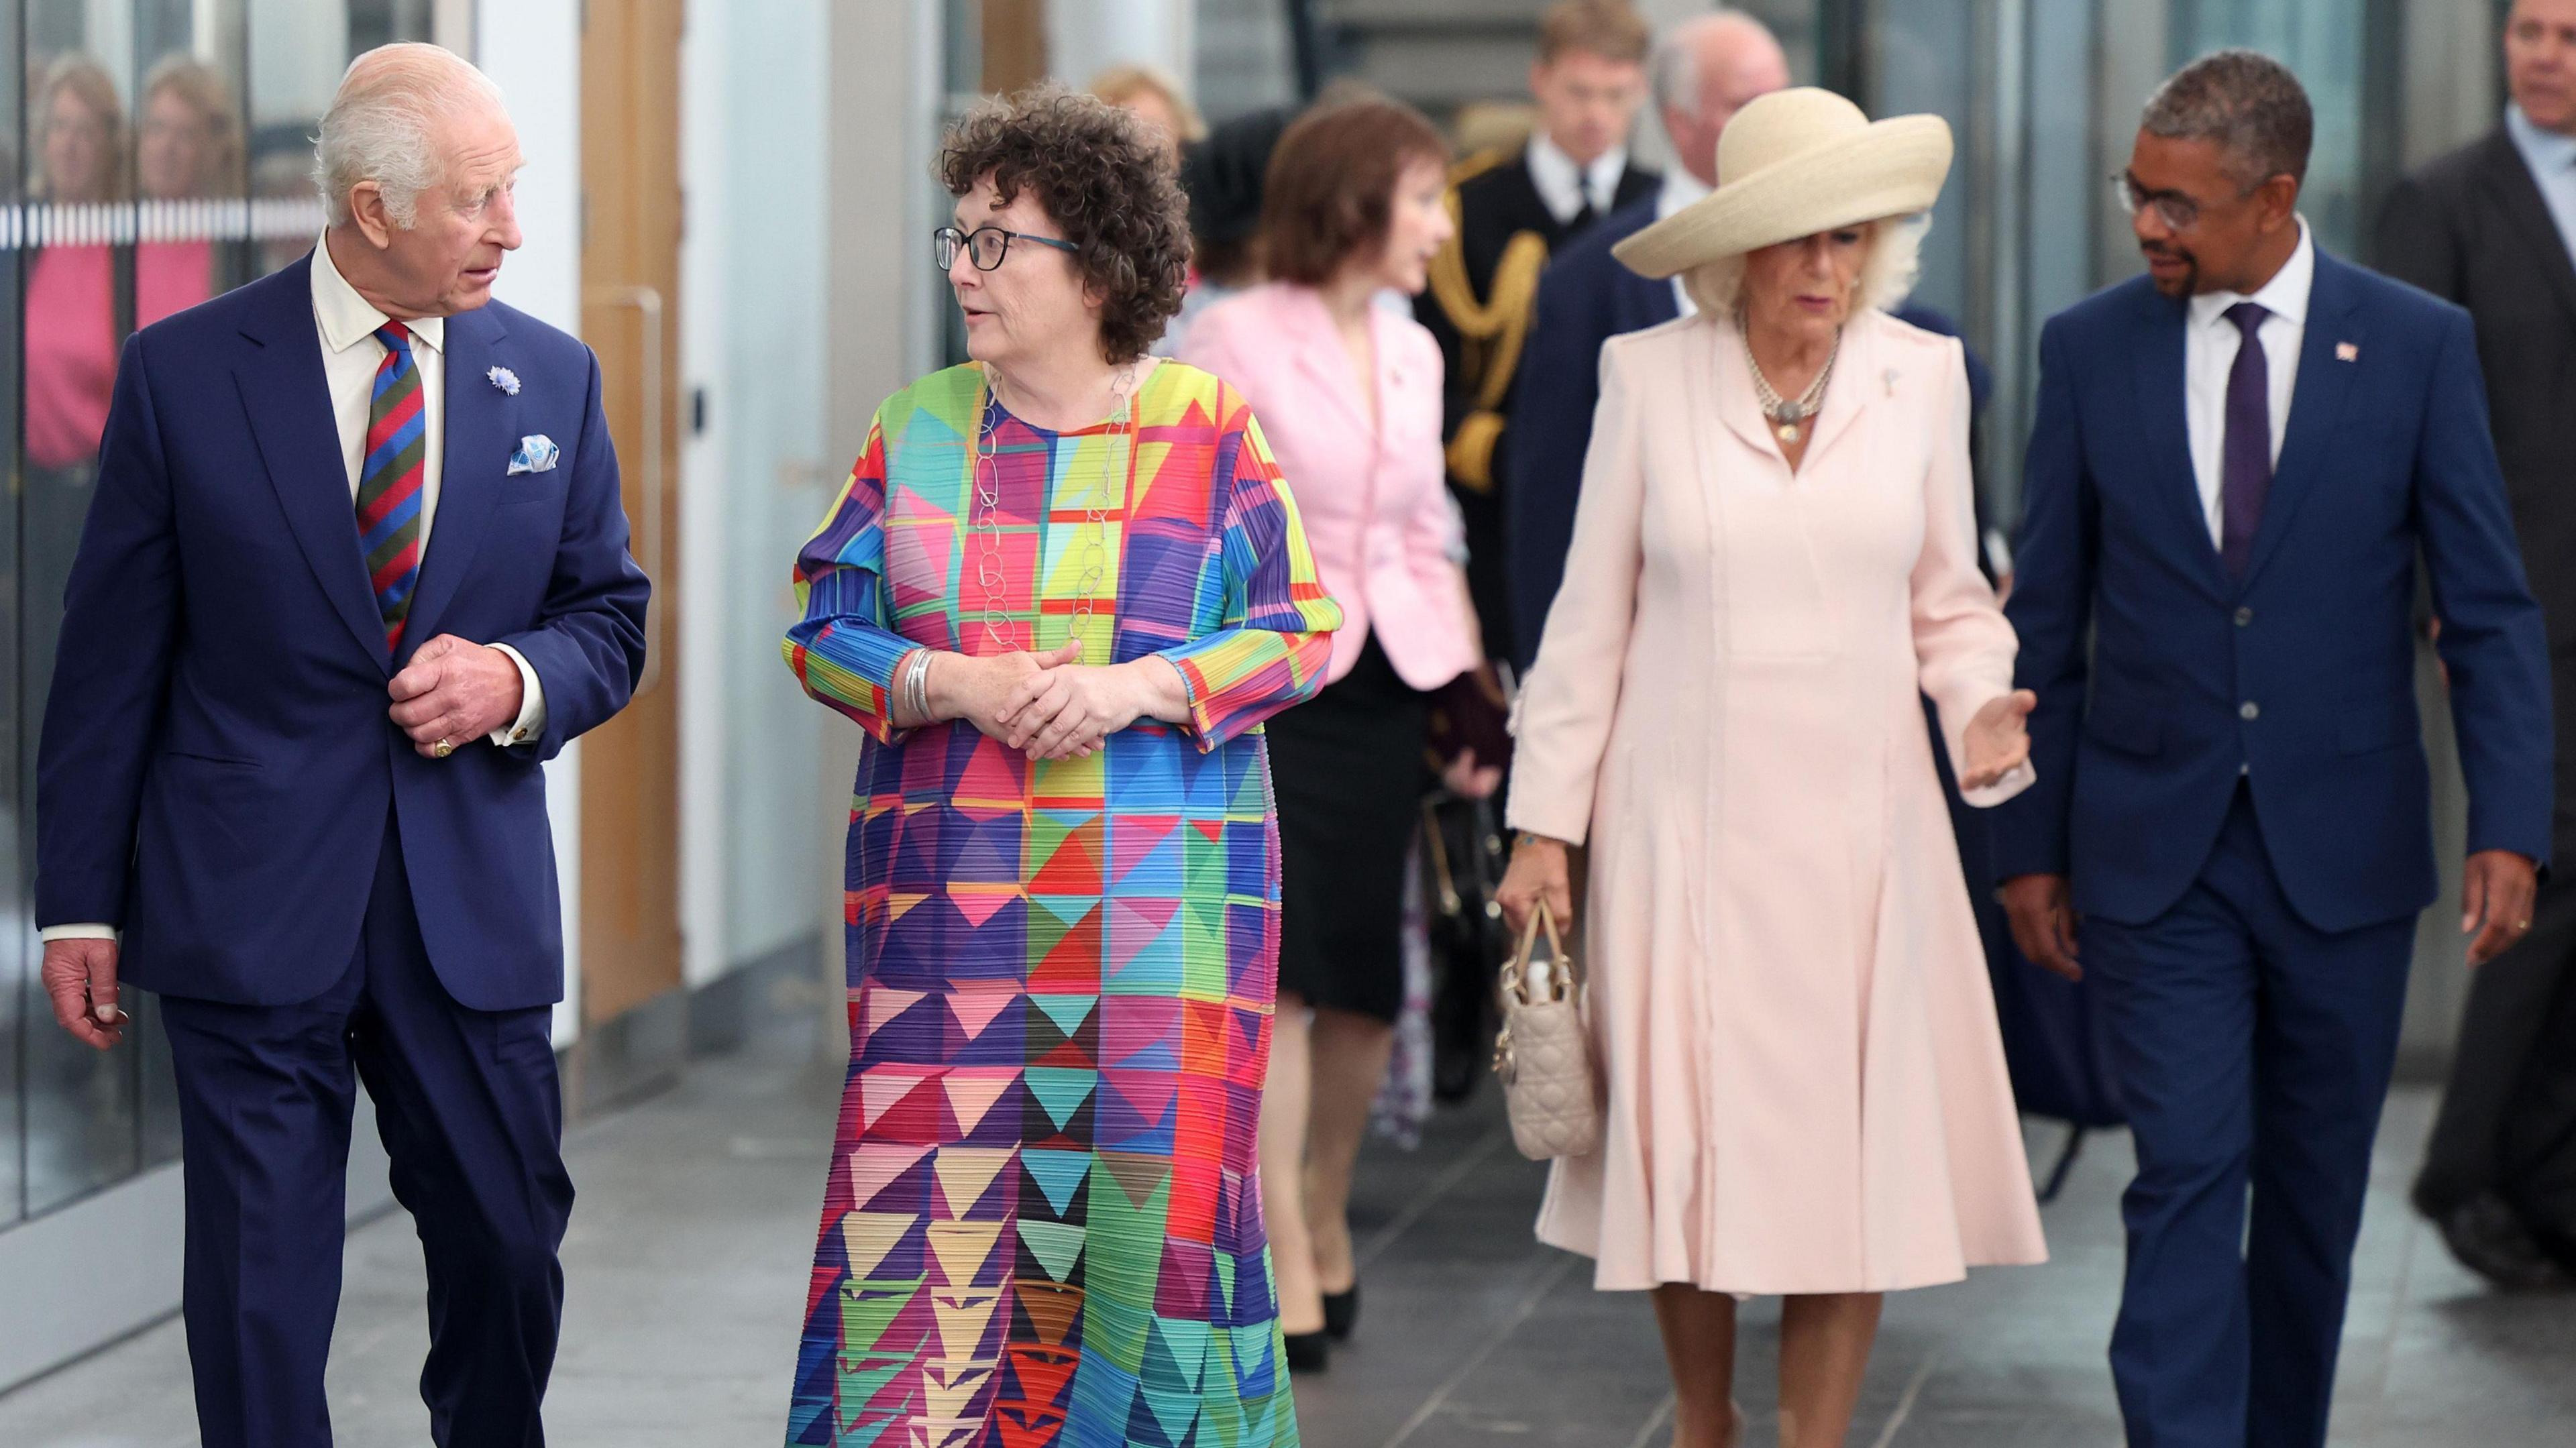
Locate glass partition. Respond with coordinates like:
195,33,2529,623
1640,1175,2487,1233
2,0,433,1232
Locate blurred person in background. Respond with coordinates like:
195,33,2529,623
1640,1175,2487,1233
1088,60,1205,168
1998,52,2550,1447
25,53,129,476
1180,94,1491,1373
23,53,131,757
136,55,244,323
782,85,1337,1443
1167,103,1293,355
1497,89,2045,1448
1416,0,1655,672
2377,0,2576,1293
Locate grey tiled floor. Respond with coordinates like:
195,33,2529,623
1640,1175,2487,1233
5,1004,2573,1447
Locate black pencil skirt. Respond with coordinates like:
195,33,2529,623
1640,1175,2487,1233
1265,632,1430,1024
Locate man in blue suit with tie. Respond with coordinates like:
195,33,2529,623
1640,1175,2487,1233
1995,51,2552,1448
34,44,645,1447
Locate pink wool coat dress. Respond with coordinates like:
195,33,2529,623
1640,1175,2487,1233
1507,306,2049,1295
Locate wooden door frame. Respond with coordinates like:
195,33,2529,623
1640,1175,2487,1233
567,0,688,1115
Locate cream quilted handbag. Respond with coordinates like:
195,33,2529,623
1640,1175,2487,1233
1494,900,1601,1160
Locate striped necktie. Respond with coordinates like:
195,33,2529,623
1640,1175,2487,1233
358,321,427,649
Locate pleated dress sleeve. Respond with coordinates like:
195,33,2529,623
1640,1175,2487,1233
1155,390,1344,750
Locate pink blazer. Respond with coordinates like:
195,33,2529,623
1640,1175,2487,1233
1180,282,1479,690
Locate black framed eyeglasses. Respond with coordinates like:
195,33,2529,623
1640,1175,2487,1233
935,224,1079,272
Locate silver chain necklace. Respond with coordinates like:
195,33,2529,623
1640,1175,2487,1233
1741,319,1839,445
972,362,1132,650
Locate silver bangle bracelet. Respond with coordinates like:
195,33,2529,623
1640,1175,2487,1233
902,649,934,725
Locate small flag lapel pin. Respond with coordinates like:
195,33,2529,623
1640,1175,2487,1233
2335,341,2359,362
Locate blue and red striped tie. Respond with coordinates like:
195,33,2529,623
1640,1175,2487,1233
357,321,427,649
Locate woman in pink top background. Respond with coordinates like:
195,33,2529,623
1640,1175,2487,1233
1181,94,1488,1372
24,54,128,474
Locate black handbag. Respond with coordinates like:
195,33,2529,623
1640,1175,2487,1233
1419,791,1513,1103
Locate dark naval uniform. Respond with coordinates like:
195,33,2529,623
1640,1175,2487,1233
1415,144,1657,668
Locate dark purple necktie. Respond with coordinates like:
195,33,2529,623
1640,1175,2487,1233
2218,300,2271,577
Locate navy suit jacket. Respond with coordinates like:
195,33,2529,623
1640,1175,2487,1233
34,254,649,1010
1990,251,2553,932
1504,194,1998,671
1503,199,1676,667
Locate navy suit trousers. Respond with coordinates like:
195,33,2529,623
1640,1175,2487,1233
160,815,572,1448
2083,785,2413,1448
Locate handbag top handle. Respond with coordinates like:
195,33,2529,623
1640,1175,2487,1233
1505,899,1579,1005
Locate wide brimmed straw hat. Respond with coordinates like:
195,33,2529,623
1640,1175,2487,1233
1613,88,1953,279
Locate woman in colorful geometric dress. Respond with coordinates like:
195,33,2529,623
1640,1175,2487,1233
780,86,1340,1447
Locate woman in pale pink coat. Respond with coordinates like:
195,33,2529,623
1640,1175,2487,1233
1496,90,2047,1448
1181,96,1489,1372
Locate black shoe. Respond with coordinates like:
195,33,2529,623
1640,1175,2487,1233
1323,1282,1360,1340
2431,1193,2573,1291
1283,1330,1330,1373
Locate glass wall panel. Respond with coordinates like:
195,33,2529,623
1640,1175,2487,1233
1864,0,1977,322
250,0,353,277
4,0,429,1231
2168,0,2377,252
0,0,23,1230
21,0,146,1216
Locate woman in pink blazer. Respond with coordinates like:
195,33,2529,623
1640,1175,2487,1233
1495,91,2047,1447
1181,96,1485,1372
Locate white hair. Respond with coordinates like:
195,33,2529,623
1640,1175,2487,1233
1650,9,1766,121
1680,213,1931,317
314,43,507,229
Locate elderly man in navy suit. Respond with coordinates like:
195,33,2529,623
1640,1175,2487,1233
1995,51,2551,1448
35,43,646,1448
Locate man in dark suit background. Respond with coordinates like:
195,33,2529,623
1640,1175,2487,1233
35,44,647,1447
2375,0,2576,1291
1417,0,1656,667
1996,51,2551,1447
1501,9,1787,666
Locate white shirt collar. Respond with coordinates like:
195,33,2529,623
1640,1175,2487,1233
1525,131,1627,225
2507,103,2576,172
2188,216,2314,333
1656,168,1711,223
311,230,445,356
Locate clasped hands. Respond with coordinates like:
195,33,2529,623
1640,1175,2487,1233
930,641,1187,760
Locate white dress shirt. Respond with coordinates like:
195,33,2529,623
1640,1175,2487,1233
1659,170,1712,319
2506,103,2576,274
2184,218,2314,548
39,237,545,946
313,233,545,742
1525,131,1628,228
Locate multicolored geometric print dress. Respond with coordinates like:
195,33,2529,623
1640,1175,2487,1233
782,359,1340,1447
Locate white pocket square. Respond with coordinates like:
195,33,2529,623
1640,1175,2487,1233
506,435,559,476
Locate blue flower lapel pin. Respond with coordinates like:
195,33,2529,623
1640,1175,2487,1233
487,365,521,395
507,435,560,476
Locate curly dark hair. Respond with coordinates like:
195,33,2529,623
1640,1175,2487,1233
938,85,1191,364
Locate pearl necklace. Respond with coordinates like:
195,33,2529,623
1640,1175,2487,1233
1741,319,1839,445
